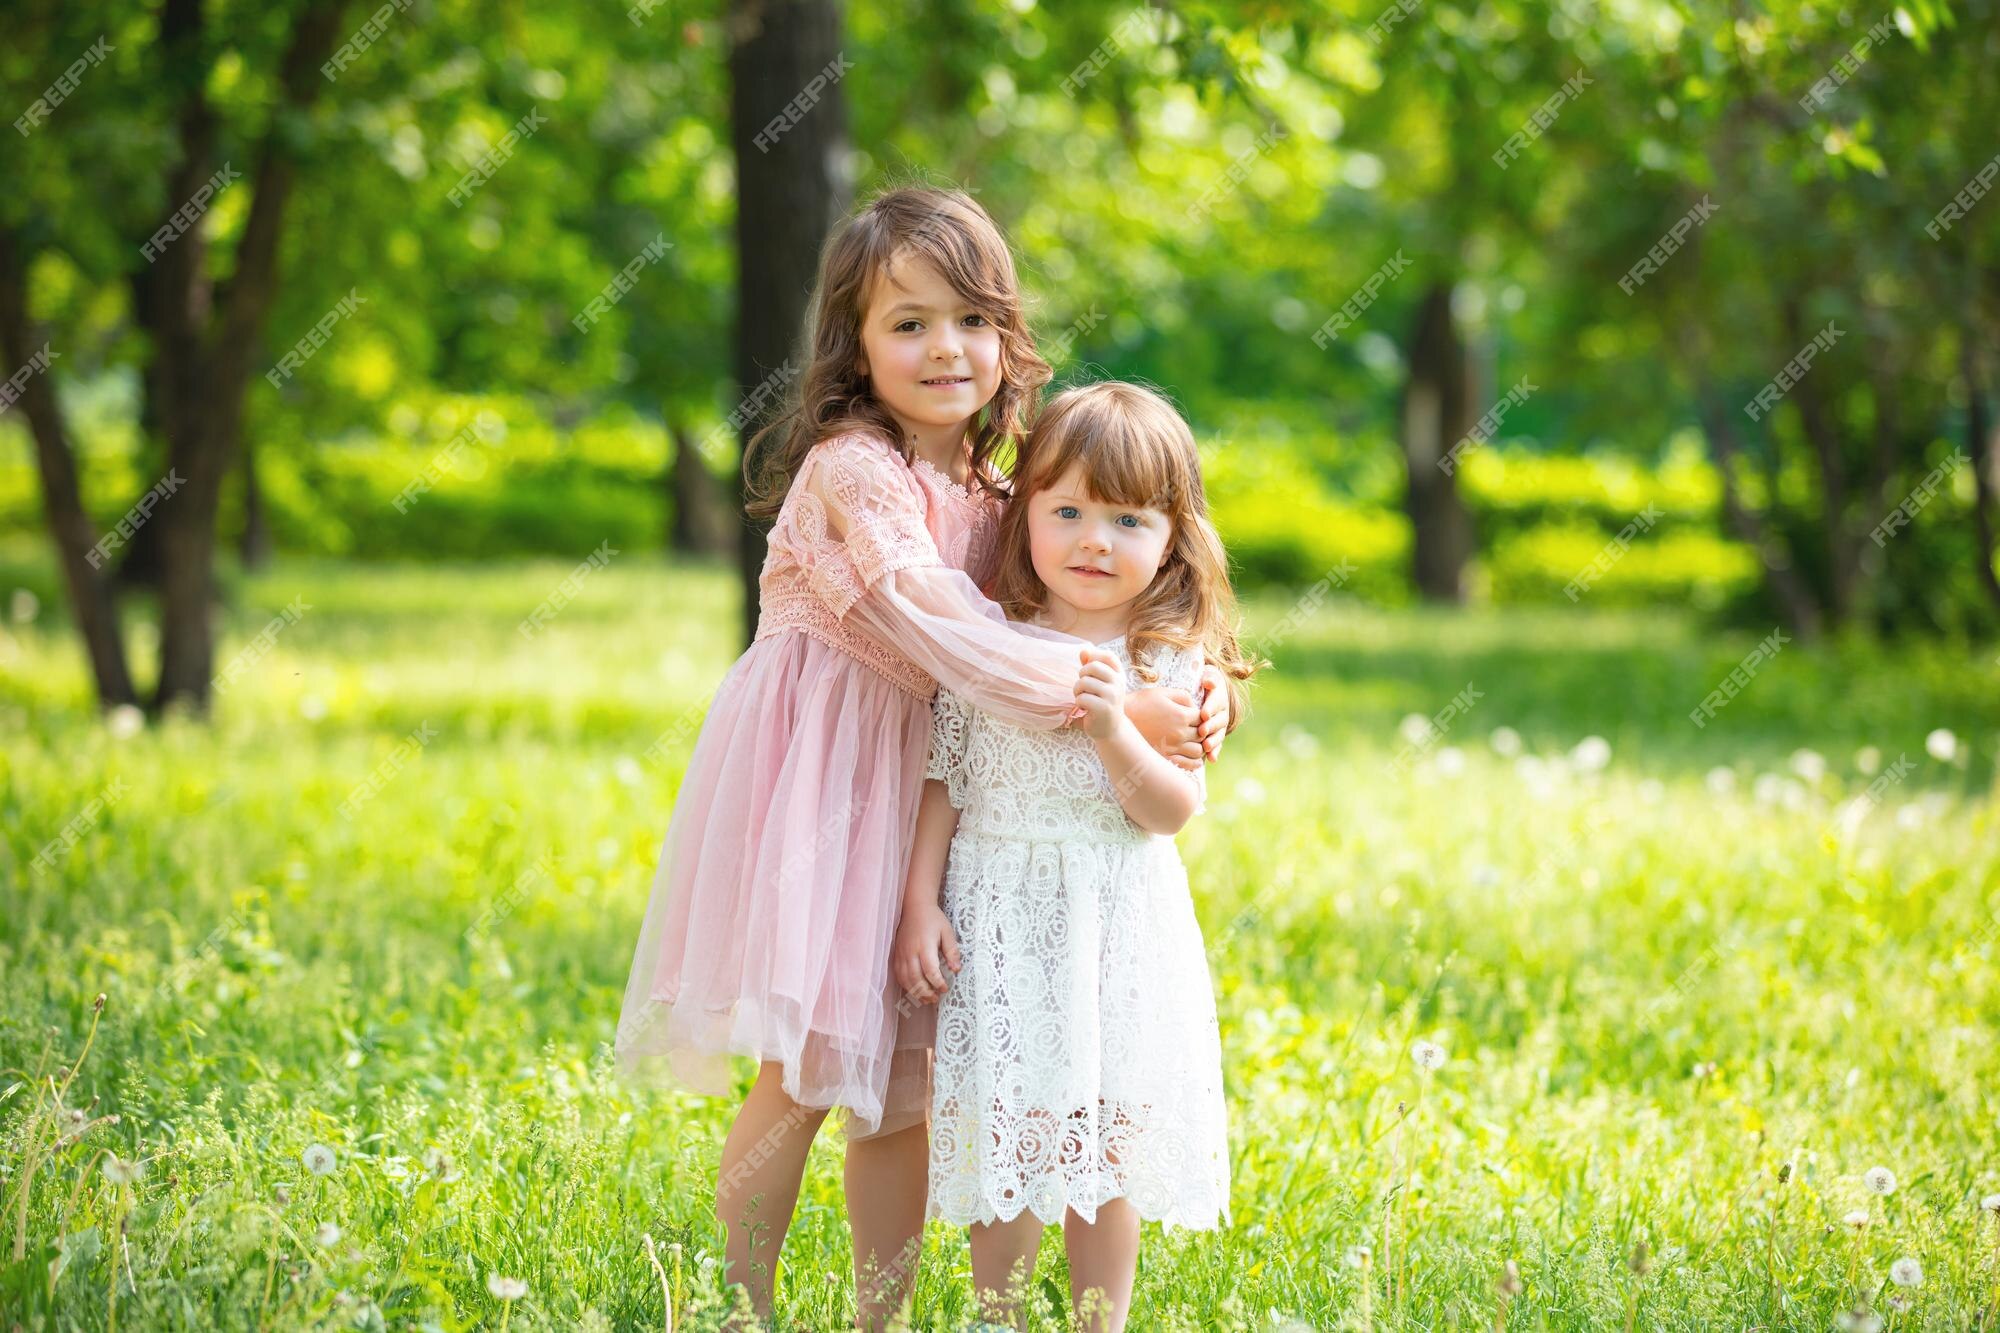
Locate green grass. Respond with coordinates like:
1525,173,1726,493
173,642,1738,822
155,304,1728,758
2,552,1998,1330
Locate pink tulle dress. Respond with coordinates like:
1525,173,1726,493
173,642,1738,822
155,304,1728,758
615,427,1096,1138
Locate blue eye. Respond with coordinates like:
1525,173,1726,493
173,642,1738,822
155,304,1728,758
1056,505,1079,519
1117,514,1141,528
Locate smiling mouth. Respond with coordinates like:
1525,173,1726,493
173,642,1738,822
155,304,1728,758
1068,566,1112,578
920,376,971,386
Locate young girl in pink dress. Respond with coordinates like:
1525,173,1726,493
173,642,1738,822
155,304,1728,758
613,186,1233,1327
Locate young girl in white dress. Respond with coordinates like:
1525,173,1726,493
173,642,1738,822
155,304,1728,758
891,381,1263,1332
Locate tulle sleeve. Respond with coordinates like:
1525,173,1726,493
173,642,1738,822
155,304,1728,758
925,687,975,810
801,433,1089,730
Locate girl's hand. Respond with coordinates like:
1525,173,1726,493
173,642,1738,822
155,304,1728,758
1074,647,1127,740
892,901,961,1005
1197,664,1230,762
1123,687,1202,771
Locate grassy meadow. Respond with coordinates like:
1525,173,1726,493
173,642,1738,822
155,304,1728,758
3,548,1999,1330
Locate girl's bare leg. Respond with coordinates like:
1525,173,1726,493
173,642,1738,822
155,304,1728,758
716,1062,830,1320
967,1214,1045,1328
1062,1198,1140,1333
843,1122,929,1330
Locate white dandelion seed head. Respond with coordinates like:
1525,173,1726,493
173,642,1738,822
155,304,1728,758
1924,728,1958,763
1489,726,1522,756
302,1144,338,1176
1433,746,1466,777
1344,1244,1372,1268
1981,1192,2000,1213
1398,713,1434,746
1570,736,1611,772
485,1273,527,1300
315,1222,342,1247
1704,766,1736,795
107,704,146,739
1888,1256,1922,1287
100,1155,144,1185
1835,1311,1883,1333
1412,1040,1446,1072
1865,1167,1897,1196
1843,1209,1871,1229
1789,748,1826,783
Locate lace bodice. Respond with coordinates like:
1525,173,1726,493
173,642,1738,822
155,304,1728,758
754,431,1005,699
927,635,1208,843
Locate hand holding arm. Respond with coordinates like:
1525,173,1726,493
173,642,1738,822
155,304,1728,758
1074,648,1203,836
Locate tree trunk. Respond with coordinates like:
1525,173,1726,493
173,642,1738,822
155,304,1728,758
669,415,730,558
148,0,345,712
727,0,851,648
0,226,140,710
1691,373,1825,640
240,442,271,569
1963,335,2000,615
1399,281,1474,602
1782,299,1862,623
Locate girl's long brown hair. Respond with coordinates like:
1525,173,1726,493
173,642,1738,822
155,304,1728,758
742,186,1052,521
990,382,1264,733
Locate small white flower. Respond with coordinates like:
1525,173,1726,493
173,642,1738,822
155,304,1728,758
1835,1311,1884,1333
1842,1209,1871,1229
1344,1244,1372,1268
1398,713,1434,746
1570,736,1611,772
486,1274,527,1300
1433,747,1465,777
107,704,146,739
1488,726,1522,756
1924,728,1957,762
1788,748,1826,783
100,1156,144,1185
1865,1166,1897,1196
1888,1256,1922,1287
302,1143,338,1176
1753,773,1785,805
1705,766,1736,795
422,1148,461,1182
315,1222,342,1247
1982,1192,2000,1213
1411,1040,1446,1072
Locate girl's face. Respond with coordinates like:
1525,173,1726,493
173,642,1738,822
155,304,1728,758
854,251,1002,446
1026,463,1173,618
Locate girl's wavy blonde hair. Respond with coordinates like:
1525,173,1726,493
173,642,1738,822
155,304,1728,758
742,186,1052,521
991,381,1264,732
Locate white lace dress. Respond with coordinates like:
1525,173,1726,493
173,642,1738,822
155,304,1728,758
924,634,1231,1231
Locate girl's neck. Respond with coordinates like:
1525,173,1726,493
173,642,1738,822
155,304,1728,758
1034,595,1132,647
886,412,972,483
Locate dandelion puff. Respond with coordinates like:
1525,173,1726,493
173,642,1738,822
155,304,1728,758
1924,728,1957,762
1843,1209,1871,1230
107,704,145,739
1981,1193,2000,1213
486,1273,528,1300
1344,1244,1372,1269
1489,726,1522,757
1888,1256,1923,1287
1570,735,1611,772
302,1143,338,1176
1789,748,1826,783
100,1156,144,1185
1865,1166,1897,1196
314,1222,342,1247
1411,1040,1446,1072
1705,766,1736,795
